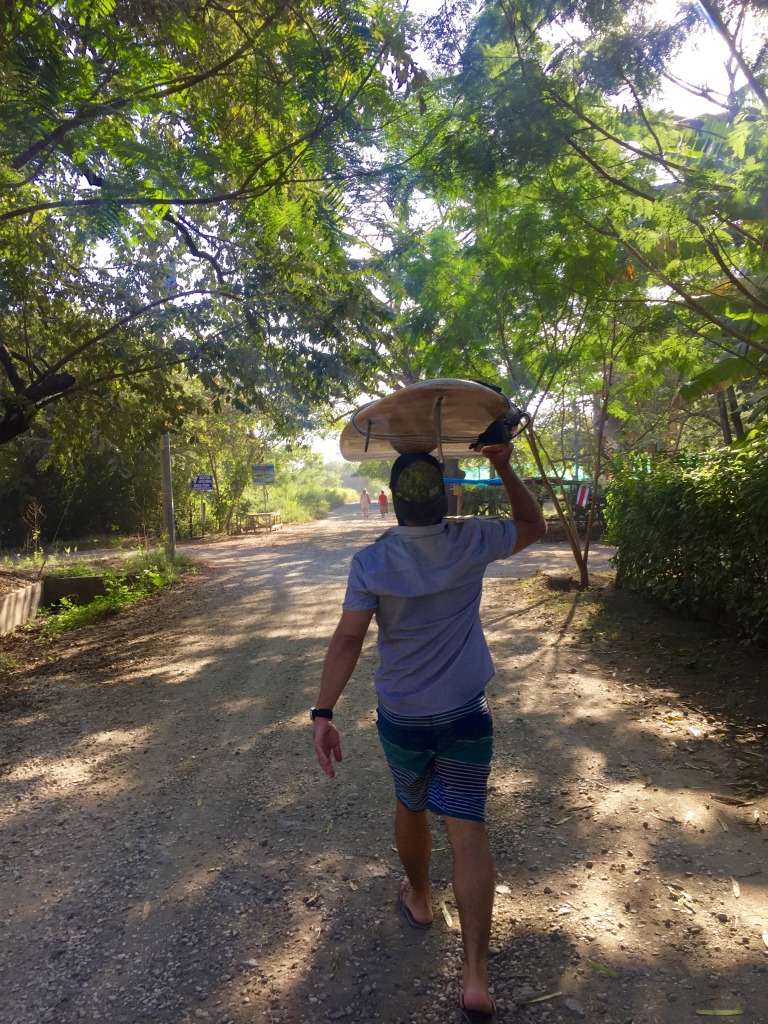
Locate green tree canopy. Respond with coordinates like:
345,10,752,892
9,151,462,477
0,0,422,445
357,0,768,443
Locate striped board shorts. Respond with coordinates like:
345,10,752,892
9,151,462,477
376,693,494,822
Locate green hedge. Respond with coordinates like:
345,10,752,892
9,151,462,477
604,438,768,641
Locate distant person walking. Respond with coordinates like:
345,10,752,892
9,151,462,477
378,490,389,517
360,489,371,519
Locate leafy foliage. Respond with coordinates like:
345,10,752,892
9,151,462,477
0,0,417,444
37,548,193,636
255,459,357,523
605,434,768,641
368,0,768,436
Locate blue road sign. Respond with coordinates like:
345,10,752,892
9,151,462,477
191,475,214,491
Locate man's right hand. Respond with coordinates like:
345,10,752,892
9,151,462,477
314,720,343,778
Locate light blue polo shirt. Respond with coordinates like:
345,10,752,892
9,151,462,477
342,518,517,716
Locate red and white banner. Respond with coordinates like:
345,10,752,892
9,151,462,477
575,484,590,507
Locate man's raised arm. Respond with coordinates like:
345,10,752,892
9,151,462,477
482,443,546,553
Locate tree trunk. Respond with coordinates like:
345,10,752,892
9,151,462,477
527,429,590,589
717,391,733,444
726,386,744,439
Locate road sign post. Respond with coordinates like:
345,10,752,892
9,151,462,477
251,465,275,512
191,475,214,537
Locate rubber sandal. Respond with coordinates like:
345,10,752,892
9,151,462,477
396,885,432,930
459,994,497,1022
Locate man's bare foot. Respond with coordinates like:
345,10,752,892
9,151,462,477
397,880,433,929
460,989,496,1022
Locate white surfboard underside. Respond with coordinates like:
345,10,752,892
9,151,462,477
340,379,512,462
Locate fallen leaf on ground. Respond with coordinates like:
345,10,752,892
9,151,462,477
586,958,619,977
712,794,753,807
142,901,151,920
731,878,741,898
524,991,563,1005
717,817,729,832
440,900,453,927
696,1010,743,1016
668,885,695,912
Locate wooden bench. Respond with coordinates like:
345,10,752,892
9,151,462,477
242,511,282,533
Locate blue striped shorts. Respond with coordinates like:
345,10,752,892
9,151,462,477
376,693,494,822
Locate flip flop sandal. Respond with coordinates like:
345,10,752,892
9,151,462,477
459,995,497,1023
396,887,432,930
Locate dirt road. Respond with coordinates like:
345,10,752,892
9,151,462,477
1,507,766,1024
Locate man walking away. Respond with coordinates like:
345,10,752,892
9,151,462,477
312,443,545,1022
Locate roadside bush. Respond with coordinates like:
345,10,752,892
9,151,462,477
458,484,511,517
38,550,193,636
605,436,768,641
247,463,357,524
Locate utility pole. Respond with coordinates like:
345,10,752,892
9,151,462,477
159,432,176,559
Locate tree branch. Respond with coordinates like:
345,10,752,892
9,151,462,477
0,344,27,394
43,289,232,379
696,0,768,109
163,214,227,284
564,137,657,202
11,37,258,173
582,215,768,356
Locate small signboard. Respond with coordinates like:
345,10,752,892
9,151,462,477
252,463,275,485
191,474,214,491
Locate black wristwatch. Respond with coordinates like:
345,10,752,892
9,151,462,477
310,707,334,721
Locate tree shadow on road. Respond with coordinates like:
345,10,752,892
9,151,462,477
1,545,767,1024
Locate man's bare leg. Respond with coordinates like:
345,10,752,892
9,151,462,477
395,800,433,925
444,816,495,1015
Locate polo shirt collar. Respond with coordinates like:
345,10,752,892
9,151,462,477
390,523,446,539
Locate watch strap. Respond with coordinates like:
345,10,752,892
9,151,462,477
310,707,333,721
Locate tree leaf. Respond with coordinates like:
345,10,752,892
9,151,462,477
586,958,619,978
696,1011,743,1017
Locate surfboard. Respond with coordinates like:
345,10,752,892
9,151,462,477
339,379,531,462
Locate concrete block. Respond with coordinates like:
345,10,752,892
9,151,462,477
0,582,43,635
42,576,109,605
